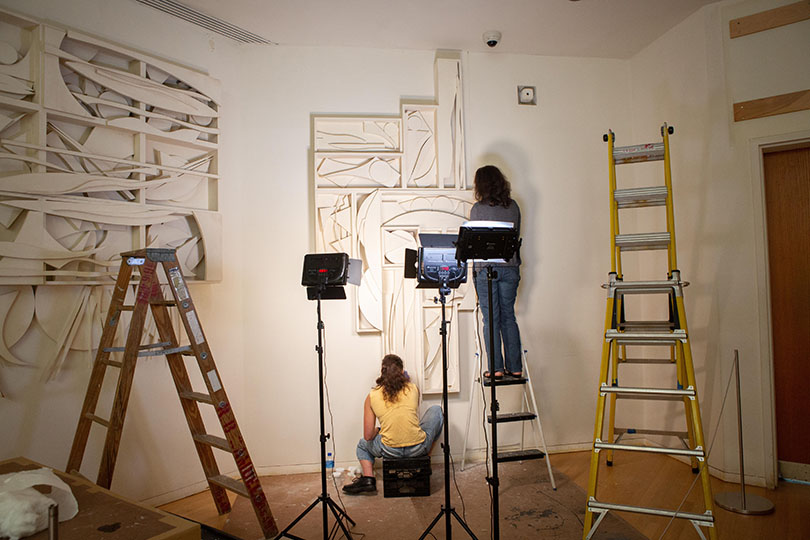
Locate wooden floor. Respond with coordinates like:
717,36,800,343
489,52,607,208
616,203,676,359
161,450,810,539
552,451,810,539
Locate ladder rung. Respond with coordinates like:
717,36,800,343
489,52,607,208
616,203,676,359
180,391,214,405
150,300,177,306
84,413,110,428
615,427,689,438
606,329,687,345
615,232,671,251
588,499,714,526
601,384,694,399
614,186,668,208
102,344,192,357
207,474,249,498
482,376,527,387
120,305,135,311
496,449,546,463
101,358,123,368
595,441,704,458
193,434,232,452
487,412,536,424
619,321,675,331
619,357,674,365
613,142,665,164
608,278,686,293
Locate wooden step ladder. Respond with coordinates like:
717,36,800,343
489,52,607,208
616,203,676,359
583,125,716,540
461,349,556,489
67,248,278,539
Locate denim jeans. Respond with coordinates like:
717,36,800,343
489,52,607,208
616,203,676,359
474,265,523,374
356,405,443,462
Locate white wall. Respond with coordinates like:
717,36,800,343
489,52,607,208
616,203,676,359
4,0,804,504
628,0,810,487
0,0,249,503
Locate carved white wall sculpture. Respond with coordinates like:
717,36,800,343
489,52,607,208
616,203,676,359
313,54,473,393
0,9,221,380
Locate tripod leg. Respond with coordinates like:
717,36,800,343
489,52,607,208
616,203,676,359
326,497,356,526
451,508,479,540
326,498,356,538
418,509,445,540
275,498,320,539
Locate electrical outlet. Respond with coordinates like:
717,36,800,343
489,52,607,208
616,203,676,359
517,85,536,106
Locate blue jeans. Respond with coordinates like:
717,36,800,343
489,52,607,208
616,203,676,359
475,265,523,374
356,405,443,462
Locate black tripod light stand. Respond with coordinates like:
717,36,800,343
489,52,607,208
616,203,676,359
278,255,357,540
418,278,478,540
455,223,520,540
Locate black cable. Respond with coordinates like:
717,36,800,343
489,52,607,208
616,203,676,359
448,450,467,522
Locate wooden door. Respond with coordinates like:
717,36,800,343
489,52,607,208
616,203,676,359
763,145,810,480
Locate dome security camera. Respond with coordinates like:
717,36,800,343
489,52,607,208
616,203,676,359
483,31,501,48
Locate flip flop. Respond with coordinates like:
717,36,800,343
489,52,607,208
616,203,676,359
483,371,504,380
505,371,523,378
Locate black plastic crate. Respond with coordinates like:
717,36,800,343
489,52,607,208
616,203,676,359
382,456,431,498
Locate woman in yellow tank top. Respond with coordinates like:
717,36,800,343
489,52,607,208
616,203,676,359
342,354,443,495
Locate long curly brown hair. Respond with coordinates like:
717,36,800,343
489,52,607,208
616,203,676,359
474,165,512,208
375,354,409,403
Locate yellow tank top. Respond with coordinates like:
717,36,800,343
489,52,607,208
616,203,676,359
368,382,426,448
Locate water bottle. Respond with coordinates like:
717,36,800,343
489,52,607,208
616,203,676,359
326,452,334,474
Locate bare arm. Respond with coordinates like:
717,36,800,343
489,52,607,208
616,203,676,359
363,395,378,441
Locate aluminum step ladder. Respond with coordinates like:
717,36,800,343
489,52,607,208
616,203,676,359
461,349,556,490
583,125,716,540
67,248,278,539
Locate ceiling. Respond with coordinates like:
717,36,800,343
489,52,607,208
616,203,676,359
177,0,720,59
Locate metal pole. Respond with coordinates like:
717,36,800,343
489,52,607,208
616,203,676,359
714,349,774,515
48,504,58,540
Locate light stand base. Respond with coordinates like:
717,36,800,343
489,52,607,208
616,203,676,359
714,492,774,515
275,494,355,539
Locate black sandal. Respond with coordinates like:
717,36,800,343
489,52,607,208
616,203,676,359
483,371,504,380
505,370,523,378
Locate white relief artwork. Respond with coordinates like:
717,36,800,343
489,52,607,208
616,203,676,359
0,9,221,381
313,54,471,393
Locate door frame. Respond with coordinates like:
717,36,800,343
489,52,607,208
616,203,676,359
749,129,810,488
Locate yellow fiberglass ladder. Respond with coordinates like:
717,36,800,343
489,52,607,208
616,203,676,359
582,125,716,540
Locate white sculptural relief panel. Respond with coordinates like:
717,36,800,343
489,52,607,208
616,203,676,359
313,54,471,393
0,8,222,385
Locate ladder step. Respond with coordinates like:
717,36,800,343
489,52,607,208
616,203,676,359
482,376,527,387
595,441,704,458
619,321,675,331
606,329,686,345
613,142,665,164
619,357,675,365
588,499,714,526
487,412,536,424
496,449,546,463
600,384,694,399
615,427,689,438
193,433,232,452
207,474,250,498
84,413,110,428
120,305,135,311
102,344,192,357
608,278,686,293
179,391,214,404
101,358,123,368
614,186,668,208
615,232,670,251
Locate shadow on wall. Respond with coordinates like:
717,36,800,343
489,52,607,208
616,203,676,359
474,145,538,308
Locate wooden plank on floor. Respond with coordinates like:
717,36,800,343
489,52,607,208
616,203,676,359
734,89,810,122
730,1,810,38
